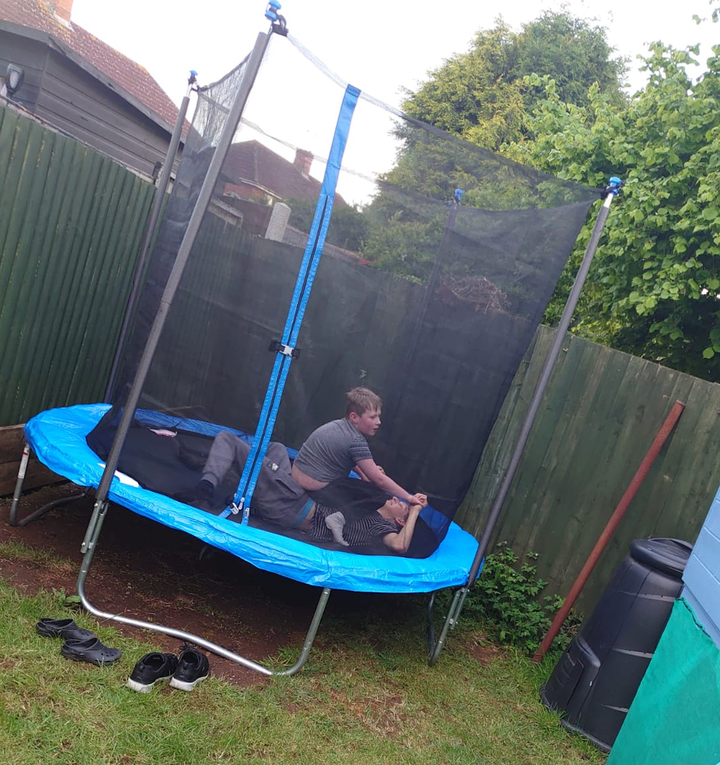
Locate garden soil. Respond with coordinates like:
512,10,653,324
0,482,430,686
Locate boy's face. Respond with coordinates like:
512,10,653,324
349,407,381,437
383,497,409,525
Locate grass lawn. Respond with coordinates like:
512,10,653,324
0,538,606,765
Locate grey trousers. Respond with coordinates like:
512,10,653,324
202,431,310,527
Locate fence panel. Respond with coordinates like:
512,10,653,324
457,324,720,612
0,103,154,426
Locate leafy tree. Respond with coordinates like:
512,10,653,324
358,10,625,283
512,42,720,380
402,23,527,152
402,11,626,152
515,11,627,111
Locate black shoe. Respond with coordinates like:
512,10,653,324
170,646,210,691
61,636,122,666
174,480,214,509
36,617,95,641
127,652,179,693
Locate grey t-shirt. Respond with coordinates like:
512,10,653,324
293,418,373,482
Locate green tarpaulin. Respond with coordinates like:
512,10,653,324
607,598,720,765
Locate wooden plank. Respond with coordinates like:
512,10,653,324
0,124,59,420
78,174,152,403
42,63,169,147
16,135,80,418
36,63,169,178
0,105,153,426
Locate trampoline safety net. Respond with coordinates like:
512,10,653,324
94,31,599,551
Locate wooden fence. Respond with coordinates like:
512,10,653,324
0,102,154,428
456,324,720,612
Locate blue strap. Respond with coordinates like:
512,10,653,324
231,84,360,520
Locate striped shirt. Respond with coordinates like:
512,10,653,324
310,505,398,548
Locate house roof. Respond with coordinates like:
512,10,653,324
0,0,178,131
223,140,348,206
223,140,322,201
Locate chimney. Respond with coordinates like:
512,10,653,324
49,0,73,24
293,149,313,177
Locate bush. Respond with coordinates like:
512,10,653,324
461,543,581,654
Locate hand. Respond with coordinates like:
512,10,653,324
412,493,428,508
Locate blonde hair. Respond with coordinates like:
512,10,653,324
345,387,382,417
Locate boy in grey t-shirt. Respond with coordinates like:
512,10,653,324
292,387,426,544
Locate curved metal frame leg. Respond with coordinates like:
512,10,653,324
428,586,467,665
9,443,89,527
77,499,331,676
8,443,30,526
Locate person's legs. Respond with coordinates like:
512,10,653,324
201,431,250,489
251,443,312,527
177,436,311,525
175,432,250,509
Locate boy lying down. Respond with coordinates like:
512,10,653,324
175,388,427,553
174,431,426,555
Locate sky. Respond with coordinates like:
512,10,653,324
70,0,720,110
68,0,720,205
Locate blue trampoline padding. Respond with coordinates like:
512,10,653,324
24,405,480,594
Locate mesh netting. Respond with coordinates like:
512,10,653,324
97,31,599,540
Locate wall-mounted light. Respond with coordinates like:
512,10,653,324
5,64,24,96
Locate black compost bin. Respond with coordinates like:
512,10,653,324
540,537,692,752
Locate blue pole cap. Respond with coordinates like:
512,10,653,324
606,176,623,196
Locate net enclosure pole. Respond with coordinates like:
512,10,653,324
82,30,272,543
466,180,622,586
429,177,622,665
104,73,198,402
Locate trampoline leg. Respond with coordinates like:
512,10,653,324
76,503,331,675
8,443,30,526
275,587,331,677
428,586,467,666
9,442,88,527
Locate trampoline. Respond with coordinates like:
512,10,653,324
12,403,479,675
9,5,613,674
22,404,479,593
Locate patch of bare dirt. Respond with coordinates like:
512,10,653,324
465,631,504,665
0,483,350,686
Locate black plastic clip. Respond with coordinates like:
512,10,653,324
269,340,301,359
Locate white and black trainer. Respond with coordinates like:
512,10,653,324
127,652,179,693
170,646,210,691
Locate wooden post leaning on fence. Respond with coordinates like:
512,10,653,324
532,399,686,663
